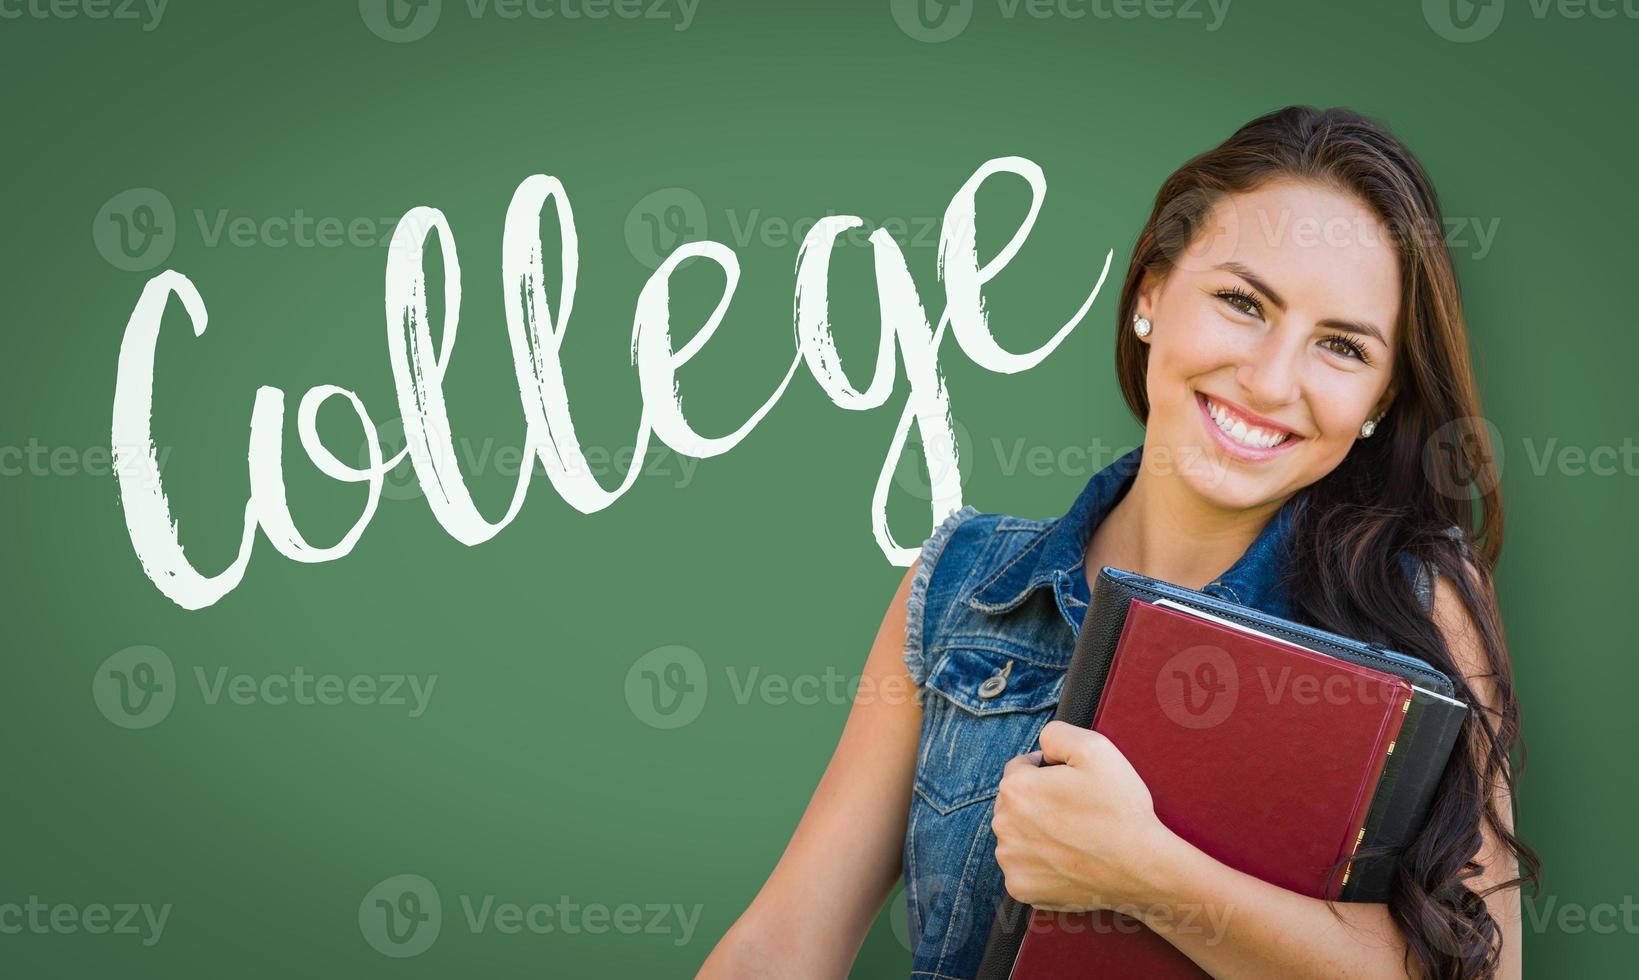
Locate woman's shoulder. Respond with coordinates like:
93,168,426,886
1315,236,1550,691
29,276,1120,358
1405,523,1469,611
911,504,1064,589
916,505,1056,560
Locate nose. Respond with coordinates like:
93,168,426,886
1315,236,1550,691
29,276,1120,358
1233,327,1304,412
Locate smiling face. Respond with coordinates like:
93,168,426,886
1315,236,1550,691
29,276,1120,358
1134,178,1402,511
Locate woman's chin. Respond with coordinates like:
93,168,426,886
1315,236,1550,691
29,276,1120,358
1167,442,1293,512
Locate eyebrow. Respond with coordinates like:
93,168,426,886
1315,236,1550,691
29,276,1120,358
1215,261,1389,349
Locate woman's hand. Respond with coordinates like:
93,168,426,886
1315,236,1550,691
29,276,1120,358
991,720,1185,915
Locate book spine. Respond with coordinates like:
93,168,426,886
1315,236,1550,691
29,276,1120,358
1342,693,1467,901
1338,688,1412,897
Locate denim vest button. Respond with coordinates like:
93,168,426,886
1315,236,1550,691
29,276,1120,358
977,659,1013,699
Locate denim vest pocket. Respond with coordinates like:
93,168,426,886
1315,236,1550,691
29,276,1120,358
913,641,1066,814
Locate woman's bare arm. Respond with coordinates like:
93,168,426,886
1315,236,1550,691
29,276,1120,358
697,563,925,979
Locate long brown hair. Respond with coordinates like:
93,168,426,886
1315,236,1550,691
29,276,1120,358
1114,106,1539,978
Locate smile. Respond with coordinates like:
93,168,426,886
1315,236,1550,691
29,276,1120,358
1196,392,1303,460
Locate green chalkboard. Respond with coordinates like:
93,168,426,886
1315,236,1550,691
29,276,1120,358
3,0,1636,975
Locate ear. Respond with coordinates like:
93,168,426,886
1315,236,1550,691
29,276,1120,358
1132,273,1162,344
1135,271,1161,320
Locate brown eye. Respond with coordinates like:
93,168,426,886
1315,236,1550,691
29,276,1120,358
1320,334,1371,363
1215,288,1262,318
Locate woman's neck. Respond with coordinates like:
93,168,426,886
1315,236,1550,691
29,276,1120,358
1085,455,1288,592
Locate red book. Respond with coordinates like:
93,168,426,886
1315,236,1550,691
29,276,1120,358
1008,599,1412,979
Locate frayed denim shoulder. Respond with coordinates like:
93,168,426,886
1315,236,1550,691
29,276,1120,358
903,505,981,688
1408,524,1469,611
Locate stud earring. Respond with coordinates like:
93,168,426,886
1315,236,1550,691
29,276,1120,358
1132,314,1152,338
1360,415,1380,438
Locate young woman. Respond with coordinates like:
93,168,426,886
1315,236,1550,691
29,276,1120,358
699,106,1538,980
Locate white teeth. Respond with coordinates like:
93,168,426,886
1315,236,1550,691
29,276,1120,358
1205,397,1289,450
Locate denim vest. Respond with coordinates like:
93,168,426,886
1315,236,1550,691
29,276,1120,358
898,446,1443,979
